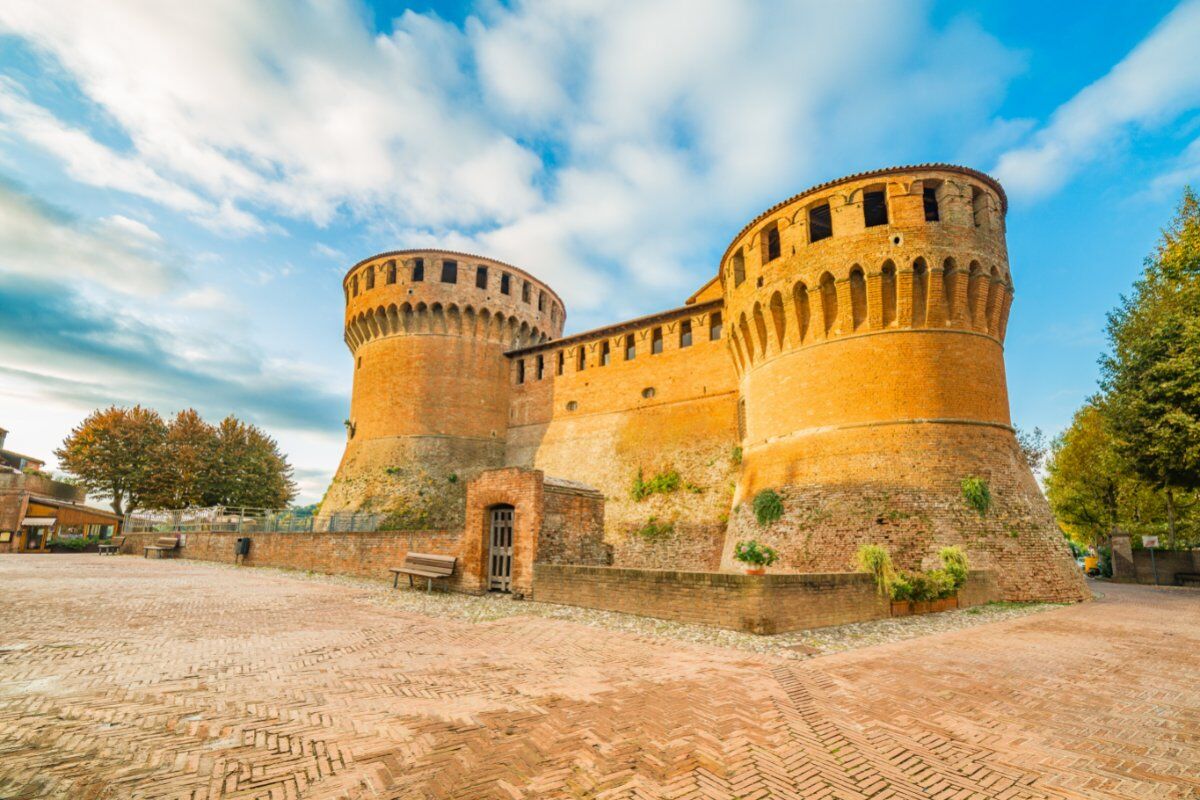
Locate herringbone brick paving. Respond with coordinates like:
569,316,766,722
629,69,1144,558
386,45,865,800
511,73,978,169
0,557,1195,799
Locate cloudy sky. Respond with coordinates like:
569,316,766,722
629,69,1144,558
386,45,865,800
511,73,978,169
2,0,1199,504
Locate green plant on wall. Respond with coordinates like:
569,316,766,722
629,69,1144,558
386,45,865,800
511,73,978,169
752,488,783,526
961,476,992,515
635,516,674,540
938,545,969,590
730,446,743,466
853,544,895,597
630,467,682,501
733,539,778,567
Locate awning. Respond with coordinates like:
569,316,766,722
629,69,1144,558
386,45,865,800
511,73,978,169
22,517,56,527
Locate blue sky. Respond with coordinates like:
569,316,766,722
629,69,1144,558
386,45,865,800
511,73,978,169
2,0,1200,504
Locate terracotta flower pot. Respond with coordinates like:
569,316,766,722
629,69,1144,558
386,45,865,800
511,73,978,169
891,600,912,617
744,566,766,576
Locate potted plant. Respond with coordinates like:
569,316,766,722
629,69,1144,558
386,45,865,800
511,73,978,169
734,539,778,575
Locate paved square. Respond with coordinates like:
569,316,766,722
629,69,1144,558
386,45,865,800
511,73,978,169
0,556,1196,799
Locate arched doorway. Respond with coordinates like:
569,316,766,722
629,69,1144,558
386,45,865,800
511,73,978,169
487,504,514,592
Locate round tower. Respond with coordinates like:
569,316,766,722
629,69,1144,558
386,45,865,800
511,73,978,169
719,165,1087,602
322,249,564,525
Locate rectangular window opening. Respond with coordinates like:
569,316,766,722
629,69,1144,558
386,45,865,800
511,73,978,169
923,187,940,222
863,191,888,227
680,320,693,348
577,348,586,371
522,282,531,303
516,359,525,384
441,260,458,284
476,266,488,289
600,341,611,366
651,327,663,355
557,351,564,375
500,273,511,294
625,334,635,360
809,204,833,242
709,311,722,340
412,258,425,281
536,355,545,380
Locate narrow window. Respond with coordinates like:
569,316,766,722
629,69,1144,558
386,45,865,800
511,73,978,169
557,351,564,375
765,224,781,262
476,265,488,289
538,290,545,311
600,341,611,366
809,203,833,242
651,327,663,354
863,190,888,227
732,249,745,287
536,354,545,380
386,260,397,284
912,258,929,327
352,275,359,296
522,282,531,303
412,258,425,282
972,187,987,227
516,359,525,384
850,267,867,330
577,347,586,371
709,311,722,340
680,320,692,348
500,273,511,294
441,260,457,284
923,186,940,222
625,333,636,360
365,266,375,290
881,261,897,326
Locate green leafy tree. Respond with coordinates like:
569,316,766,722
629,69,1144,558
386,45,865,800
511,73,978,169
1045,398,1123,549
1101,188,1200,547
205,416,296,508
145,409,218,509
54,405,167,516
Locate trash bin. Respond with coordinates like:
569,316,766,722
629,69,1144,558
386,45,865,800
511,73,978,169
235,537,251,557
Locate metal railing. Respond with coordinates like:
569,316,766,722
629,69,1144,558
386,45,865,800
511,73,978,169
123,506,387,534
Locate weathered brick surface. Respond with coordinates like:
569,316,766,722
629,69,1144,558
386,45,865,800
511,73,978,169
0,557,1193,800
610,522,725,571
325,168,1088,604
534,564,997,634
1111,535,1200,584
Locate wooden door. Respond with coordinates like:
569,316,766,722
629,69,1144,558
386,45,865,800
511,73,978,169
488,508,513,592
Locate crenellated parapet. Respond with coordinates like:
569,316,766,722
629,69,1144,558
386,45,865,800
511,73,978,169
341,249,563,353
719,165,1013,375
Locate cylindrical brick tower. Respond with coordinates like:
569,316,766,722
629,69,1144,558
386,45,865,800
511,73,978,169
322,249,564,526
719,165,1087,601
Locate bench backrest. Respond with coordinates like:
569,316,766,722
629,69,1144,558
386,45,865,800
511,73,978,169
403,552,456,575
111,536,126,547
155,536,180,548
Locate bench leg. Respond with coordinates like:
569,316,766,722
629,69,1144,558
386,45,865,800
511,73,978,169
393,572,399,589
408,574,414,589
427,577,432,592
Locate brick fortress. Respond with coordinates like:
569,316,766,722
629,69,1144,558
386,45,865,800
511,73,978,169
323,164,1088,603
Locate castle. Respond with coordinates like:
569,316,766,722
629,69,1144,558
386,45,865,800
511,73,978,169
323,164,1088,603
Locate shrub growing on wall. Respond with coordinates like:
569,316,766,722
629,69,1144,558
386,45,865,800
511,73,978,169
961,476,992,515
854,544,895,597
733,539,778,567
630,467,682,501
752,488,783,526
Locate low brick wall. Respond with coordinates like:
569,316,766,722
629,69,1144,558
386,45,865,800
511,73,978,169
532,565,998,634
611,522,725,571
1114,545,1200,585
119,529,465,587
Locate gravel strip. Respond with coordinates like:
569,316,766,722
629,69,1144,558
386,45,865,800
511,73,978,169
178,559,1062,660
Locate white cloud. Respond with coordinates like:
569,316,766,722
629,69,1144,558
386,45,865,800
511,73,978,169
995,0,1200,198
0,181,178,294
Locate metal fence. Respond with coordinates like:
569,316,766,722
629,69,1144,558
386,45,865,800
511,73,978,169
123,507,386,534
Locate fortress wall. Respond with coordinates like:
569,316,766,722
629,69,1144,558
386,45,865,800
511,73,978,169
504,303,739,552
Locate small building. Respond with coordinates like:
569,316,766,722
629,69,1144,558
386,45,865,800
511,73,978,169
0,429,121,553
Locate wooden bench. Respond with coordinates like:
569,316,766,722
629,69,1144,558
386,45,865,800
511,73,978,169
390,553,456,591
144,536,180,559
98,536,125,556
1176,572,1200,588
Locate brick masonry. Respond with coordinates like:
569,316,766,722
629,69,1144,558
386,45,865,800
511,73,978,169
323,166,1088,605
1111,534,1200,584
533,564,998,634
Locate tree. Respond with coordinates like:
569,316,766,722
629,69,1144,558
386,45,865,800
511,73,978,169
1100,187,1200,547
1015,425,1047,472
144,409,218,510
1044,398,1123,549
54,406,167,516
205,416,296,508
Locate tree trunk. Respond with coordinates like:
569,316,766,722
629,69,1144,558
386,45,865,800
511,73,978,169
110,493,124,518
1165,487,1177,549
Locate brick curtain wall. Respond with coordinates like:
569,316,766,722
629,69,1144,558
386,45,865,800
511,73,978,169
119,529,466,587
610,523,725,571
1122,548,1200,585
532,564,998,634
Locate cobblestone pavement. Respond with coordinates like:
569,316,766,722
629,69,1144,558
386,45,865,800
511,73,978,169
0,556,1196,800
